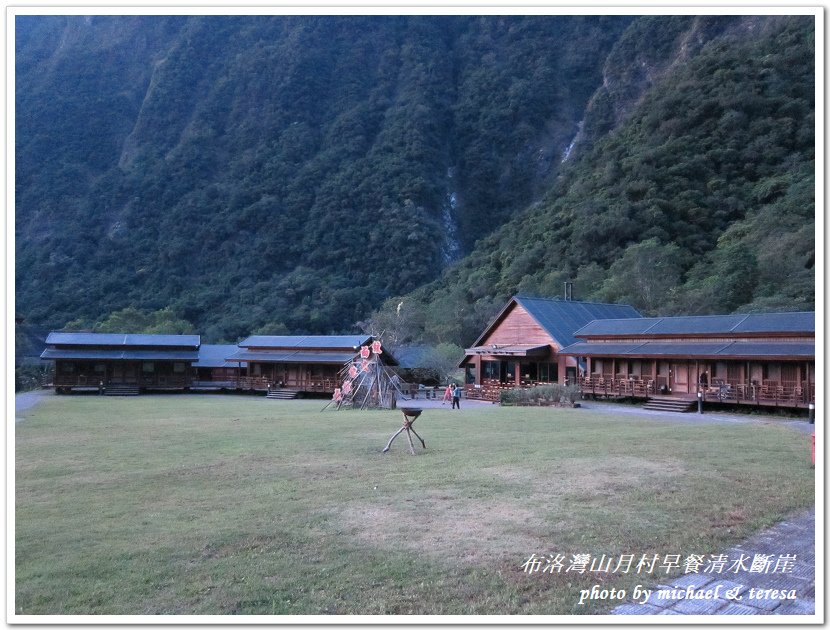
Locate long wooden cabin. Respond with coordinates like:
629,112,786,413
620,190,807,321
460,296,642,401
42,332,200,394
559,312,816,409
227,335,397,395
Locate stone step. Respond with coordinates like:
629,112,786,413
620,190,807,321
104,384,140,396
266,389,299,400
643,398,695,412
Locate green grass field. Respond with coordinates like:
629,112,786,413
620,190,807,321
15,395,814,615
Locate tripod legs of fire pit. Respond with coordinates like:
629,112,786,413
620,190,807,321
382,416,426,455
408,426,425,450
383,426,407,453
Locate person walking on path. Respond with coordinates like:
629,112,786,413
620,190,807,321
451,383,461,409
442,383,453,405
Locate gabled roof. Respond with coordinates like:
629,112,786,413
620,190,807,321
472,296,642,349
574,312,815,338
238,335,371,350
45,332,200,348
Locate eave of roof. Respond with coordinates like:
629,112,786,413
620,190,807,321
227,350,360,365
558,341,815,360
463,344,551,357
238,335,371,350
41,349,200,361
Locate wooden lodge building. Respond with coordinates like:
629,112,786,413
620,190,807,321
43,332,200,395
42,333,395,396
559,312,816,409
460,296,642,401
225,335,397,395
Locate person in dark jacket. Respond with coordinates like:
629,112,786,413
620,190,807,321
451,384,461,409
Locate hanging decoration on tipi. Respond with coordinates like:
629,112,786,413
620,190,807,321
324,340,408,411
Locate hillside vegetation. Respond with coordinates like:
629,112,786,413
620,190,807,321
15,15,814,345
15,15,630,340
374,16,815,346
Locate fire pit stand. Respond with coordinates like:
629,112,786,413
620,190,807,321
383,407,425,455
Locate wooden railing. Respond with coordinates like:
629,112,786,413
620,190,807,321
579,376,658,399
54,374,191,388
235,376,339,393
701,380,814,407
576,376,815,408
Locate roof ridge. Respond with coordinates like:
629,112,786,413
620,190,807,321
515,295,637,308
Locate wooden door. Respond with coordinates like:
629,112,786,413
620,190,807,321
112,362,138,384
672,363,689,394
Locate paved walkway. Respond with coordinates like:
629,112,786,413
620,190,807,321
581,400,815,434
14,389,51,422
612,508,815,616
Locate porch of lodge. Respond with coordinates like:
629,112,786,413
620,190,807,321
463,354,574,403
54,360,193,391
577,375,815,408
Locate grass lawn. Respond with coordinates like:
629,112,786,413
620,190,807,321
15,395,814,615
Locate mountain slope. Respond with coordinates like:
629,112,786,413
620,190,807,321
15,15,631,340
380,15,815,346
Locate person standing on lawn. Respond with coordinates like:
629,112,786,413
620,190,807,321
442,383,453,405
451,383,461,409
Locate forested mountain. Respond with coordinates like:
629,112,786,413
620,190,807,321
15,15,814,345
367,15,816,346
15,15,631,340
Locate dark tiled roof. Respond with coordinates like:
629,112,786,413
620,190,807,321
393,345,433,369
41,349,199,361
512,296,642,348
575,312,815,337
195,344,246,368
238,335,371,350
227,350,359,364
45,332,200,348
559,341,815,359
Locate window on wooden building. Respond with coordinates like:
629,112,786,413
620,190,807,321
93,363,106,374
173,362,185,373
482,361,499,380
142,362,155,373
539,362,558,383
61,362,75,373
465,365,475,384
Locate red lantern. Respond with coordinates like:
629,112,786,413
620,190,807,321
348,365,358,379
333,388,342,401
360,346,370,359
361,359,371,372
342,380,352,394
371,340,383,355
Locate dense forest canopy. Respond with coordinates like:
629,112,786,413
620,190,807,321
15,14,814,345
